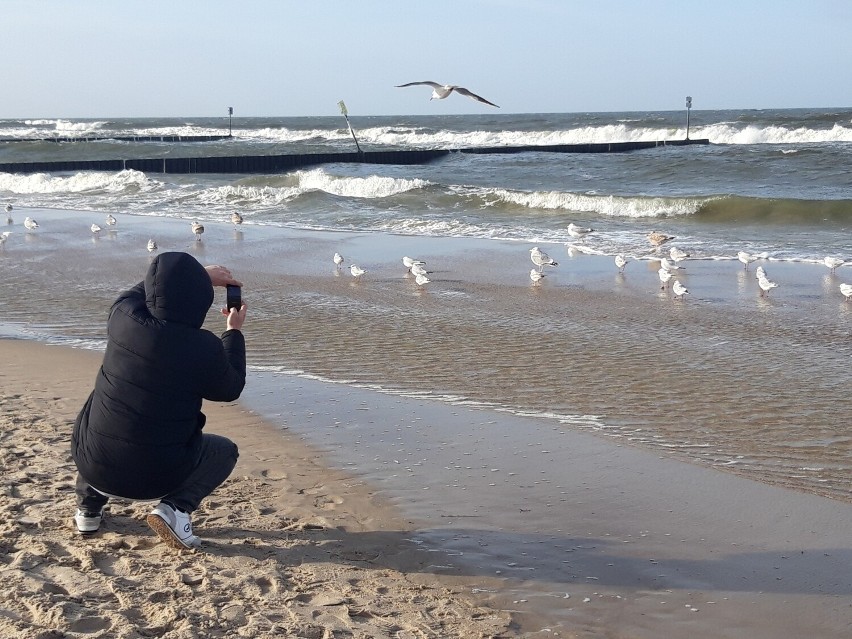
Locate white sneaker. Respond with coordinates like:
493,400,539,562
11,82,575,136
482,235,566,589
73,508,104,534
146,503,200,550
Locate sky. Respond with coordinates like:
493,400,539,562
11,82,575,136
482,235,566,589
2,0,851,118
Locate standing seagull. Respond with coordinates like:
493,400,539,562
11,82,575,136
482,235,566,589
0,231,11,246
395,81,499,108
648,231,674,250
410,263,429,277
669,246,690,263
840,283,852,301
231,212,243,227
660,257,684,272
191,221,204,241
614,254,628,273
530,246,558,272
672,280,689,300
737,251,757,270
90,223,102,235
415,273,430,286
147,239,158,253
24,217,39,231
333,252,344,268
567,222,594,241
824,256,847,273
350,264,366,278
757,275,778,296
106,214,117,227
658,267,673,289
5,203,13,225
402,256,426,271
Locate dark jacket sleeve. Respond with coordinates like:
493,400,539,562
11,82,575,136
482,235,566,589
201,329,246,402
112,281,145,313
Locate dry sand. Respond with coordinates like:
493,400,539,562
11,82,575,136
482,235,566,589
0,339,512,639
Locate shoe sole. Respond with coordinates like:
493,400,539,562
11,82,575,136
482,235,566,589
146,513,195,550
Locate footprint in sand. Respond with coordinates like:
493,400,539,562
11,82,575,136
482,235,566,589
69,616,111,633
93,553,135,577
260,469,288,481
314,494,344,510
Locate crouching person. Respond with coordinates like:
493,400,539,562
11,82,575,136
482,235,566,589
71,251,247,550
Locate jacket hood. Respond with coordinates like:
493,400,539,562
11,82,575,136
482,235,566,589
145,252,213,327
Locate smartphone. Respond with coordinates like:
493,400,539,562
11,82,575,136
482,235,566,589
226,285,242,311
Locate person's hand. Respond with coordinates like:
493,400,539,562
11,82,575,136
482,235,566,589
222,303,247,331
205,265,242,287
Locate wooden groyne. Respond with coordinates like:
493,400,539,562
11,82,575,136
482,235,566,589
0,134,231,144
0,139,709,175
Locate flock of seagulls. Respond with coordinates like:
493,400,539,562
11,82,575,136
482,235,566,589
611,234,847,301
3,205,850,302
332,252,433,286
1,209,235,256
328,224,848,301
565,228,848,303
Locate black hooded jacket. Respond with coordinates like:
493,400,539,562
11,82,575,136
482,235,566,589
72,252,246,499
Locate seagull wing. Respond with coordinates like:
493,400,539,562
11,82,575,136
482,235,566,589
395,81,443,89
451,86,500,108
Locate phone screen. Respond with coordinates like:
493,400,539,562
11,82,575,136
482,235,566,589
226,285,241,311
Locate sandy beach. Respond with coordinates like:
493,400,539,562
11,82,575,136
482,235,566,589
5,341,852,638
0,340,512,638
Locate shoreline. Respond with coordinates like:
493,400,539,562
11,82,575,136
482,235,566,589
3,206,848,503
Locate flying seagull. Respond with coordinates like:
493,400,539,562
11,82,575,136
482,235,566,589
395,81,499,108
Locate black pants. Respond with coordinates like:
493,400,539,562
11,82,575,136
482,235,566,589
75,433,239,514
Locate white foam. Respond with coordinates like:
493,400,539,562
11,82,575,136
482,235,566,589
295,168,428,198
696,122,852,145
487,188,707,218
4,119,851,146
0,169,158,195
246,365,605,431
